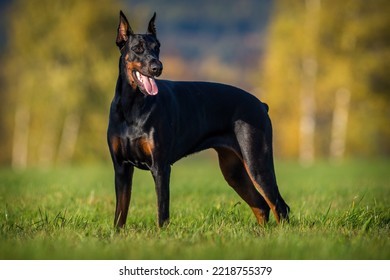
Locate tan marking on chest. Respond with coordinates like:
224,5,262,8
110,136,121,154
138,138,154,156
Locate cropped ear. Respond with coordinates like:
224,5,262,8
116,11,134,49
147,12,157,37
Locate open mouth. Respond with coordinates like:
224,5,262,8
133,71,158,96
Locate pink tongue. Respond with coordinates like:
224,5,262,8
140,73,158,95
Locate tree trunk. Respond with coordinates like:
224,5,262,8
299,0,321,165
56,113,80,164
12,105,30,170
300,57,317,165
330,88,350,160
38,120,57,167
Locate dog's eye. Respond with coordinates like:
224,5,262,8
132,46,144,54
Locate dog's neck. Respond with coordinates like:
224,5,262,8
114,71,146,124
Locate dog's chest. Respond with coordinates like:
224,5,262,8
110,125,155,170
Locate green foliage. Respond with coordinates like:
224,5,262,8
0,157,389,259
261,0,390,158
1,0,122,165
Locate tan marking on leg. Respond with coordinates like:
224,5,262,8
216,147,271,225
250,207,268,225
242,161,280,223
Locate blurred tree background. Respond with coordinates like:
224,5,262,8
0,0,389,168
0,0,122,167
261,0,390,162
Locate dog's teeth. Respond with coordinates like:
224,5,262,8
136,71,142,81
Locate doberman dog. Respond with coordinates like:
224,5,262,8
107,11,290,228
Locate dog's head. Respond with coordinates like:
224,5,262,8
116,11,163,96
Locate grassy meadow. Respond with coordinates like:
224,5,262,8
0,155,389,260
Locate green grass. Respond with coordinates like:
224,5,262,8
0,155,389,259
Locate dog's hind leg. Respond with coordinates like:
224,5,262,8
235,122,290,224
243,160,290,224
216,147,270,225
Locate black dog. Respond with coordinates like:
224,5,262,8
107,11,290,228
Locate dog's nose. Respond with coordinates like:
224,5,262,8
149,60,163,77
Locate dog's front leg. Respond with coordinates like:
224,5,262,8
114,162,134,229
151,164,171,228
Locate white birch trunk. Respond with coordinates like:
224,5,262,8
299,0,321,165
330,88,350,160
300,58,317,165
56,113,80,164
12,105,30,169
38,121,57,167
